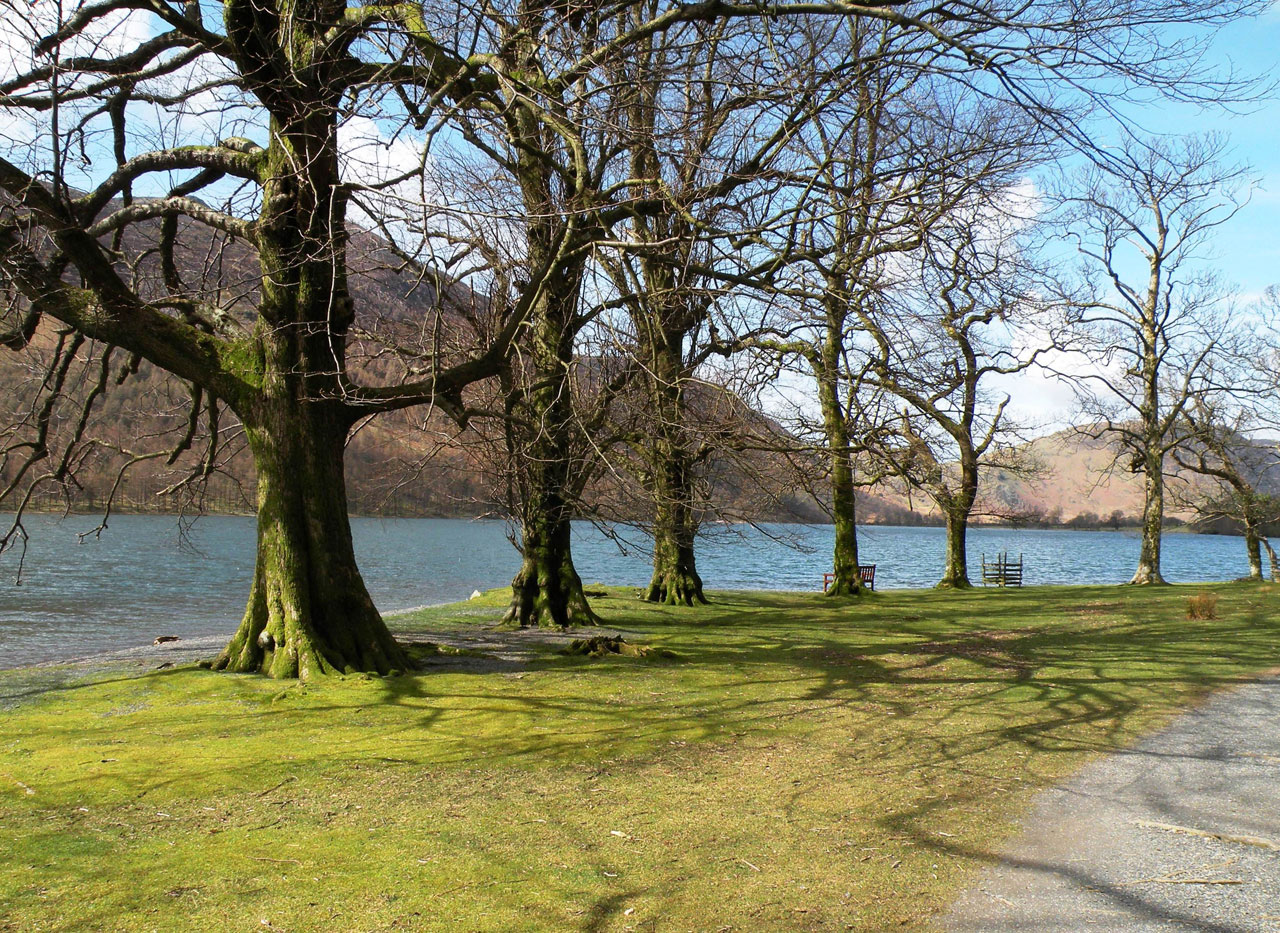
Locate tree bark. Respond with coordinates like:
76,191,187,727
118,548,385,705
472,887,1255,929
640,323,705,606
938,456,977,588
506,491,597,628
502,281,598,628
818,346,864,597
213,104,409,675
213,404,407,677
646,443,705,605
1128,274,1169,586
1243,522,1264,582
940,508,973,588
498,71,600,628
1130,448,1167,584
827,449,864,596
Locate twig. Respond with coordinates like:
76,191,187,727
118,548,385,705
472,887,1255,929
428,877,526,900
1119,877,1246,886
1131,819,1280,851
255,775,298,798
246,857,301,865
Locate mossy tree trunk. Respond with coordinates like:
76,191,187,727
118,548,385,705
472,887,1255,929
937,454,977,588
502,304,597,628
213,404,406,676
940,509,972,588
1131,446,1167,585
212,100,409,674
646,437,705,605
506,480,597,627
504,403,599,627
1243,522,1264,582
641,320,705,606
617,60,709,609
502,302,599,626
816,318,864,597
827,445,864,597
501,105,597,627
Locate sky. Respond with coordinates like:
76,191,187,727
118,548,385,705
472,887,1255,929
1160,7,1280,303
0,0,1273,436
994,6,1280,431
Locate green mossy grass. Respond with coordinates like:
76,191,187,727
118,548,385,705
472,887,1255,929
1,582,1277,931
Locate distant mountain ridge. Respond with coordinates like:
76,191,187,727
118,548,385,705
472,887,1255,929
972,427,1280,528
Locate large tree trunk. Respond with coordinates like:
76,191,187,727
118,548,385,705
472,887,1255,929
828,451,863,596
500,93,599,628
502,284,598,629
817,337,864,597
1243,522,1264,582
1130,448,1167,585
938,458,977,588
213,105,407,676
213,404,406,677
641,324,705,606
506,489,597,628
503,395,598,627
646,443,705,605
940,508,973,588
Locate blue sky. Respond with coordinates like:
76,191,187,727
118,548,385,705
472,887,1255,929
987,6,1280,430
1155,7,1280,300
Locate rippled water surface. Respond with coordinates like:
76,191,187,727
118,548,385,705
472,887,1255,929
0,513,1256,668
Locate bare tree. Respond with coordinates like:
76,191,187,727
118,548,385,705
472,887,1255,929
1172,390,1280,582
750,22,1048,595
0,0,528,677
435,6,830,622
1059,134,1251,585
856,200,1059,587
594,15,825,606
424,0,1263,620
0,0,1264,661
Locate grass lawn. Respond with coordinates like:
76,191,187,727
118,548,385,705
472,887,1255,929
1,582,1277,931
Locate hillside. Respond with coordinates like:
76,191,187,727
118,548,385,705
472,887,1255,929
976,428,1280,527
0,206,828,523
3,205,1274,529
981,430,1156,523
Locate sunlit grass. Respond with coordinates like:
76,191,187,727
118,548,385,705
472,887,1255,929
1,582,1277,931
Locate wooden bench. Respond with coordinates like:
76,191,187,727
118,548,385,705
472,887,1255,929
981,552,1023,587
823,565,876,592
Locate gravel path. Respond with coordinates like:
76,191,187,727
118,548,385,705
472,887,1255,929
941,677,1280,932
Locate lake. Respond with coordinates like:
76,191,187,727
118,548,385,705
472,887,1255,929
0,513,1259,669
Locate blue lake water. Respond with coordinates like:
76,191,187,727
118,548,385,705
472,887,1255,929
0,513,1259,669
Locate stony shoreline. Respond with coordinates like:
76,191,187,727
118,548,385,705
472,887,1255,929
0,634,229,710
0,613,633,710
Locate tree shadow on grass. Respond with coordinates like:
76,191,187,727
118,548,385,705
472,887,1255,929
153,586,1280,772
8,587,1279,797
4,585,1278,930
